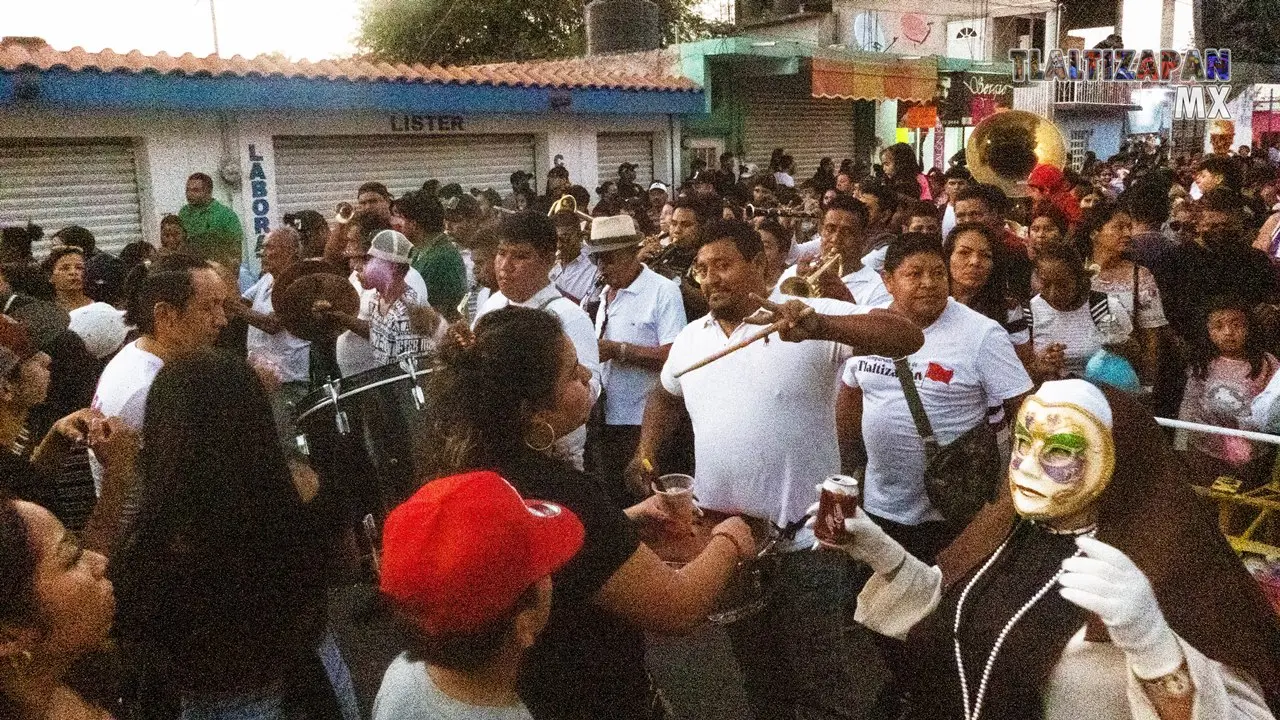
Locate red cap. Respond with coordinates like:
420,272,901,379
1027,163,1065,193
380,471,584,635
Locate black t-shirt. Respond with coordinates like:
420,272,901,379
494,449,649,720
0,449,50,507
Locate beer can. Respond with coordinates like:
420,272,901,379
815,474,860,544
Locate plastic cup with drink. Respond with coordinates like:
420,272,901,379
652,472,700,536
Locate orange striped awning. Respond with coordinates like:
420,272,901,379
811,57,938,102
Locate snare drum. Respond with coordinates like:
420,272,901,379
294,354,436,523
641,510,782,626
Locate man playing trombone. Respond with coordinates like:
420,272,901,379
628,219,922,720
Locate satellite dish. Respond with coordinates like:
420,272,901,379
852,12,888,52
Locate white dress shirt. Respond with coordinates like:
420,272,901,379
594,266,686,426
552,252,599,303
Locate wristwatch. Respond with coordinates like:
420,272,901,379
1136,663,1193,698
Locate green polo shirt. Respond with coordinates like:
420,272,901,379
178,199,245,264
409,233,467,319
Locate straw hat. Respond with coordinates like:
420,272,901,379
584,215,642,256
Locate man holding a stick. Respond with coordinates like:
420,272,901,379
627,219,922,720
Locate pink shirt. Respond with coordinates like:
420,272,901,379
1178,353,1279,465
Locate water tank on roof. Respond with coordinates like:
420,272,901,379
586,0,663,56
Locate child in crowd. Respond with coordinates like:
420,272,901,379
1177,297,1280,488
374,471,584,720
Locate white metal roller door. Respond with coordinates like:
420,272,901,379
0,139,143,256
274,134,536,216
597,132,654,188
742,77,857,181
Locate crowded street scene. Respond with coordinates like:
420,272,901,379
4,0,1280,718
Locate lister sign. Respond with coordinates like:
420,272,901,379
390,114,466,132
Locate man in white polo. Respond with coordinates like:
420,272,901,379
474,211,600,470
630,219,923,720
583,214,686,501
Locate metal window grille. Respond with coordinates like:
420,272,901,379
1068,129,1092,172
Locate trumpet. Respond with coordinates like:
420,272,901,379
334,201,355,225
778,251,842,298
745,203,822,220
547,194,594,223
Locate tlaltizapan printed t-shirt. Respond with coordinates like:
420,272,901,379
843,299,1032,525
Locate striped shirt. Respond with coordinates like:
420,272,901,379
370,286,440,365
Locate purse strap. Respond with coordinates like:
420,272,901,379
894,358,941,456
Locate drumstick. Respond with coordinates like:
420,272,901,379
673,321,785,378
673,297,815,378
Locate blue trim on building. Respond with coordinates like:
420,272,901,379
0,70,705,115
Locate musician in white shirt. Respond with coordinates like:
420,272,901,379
474,211,600,470
633,218,923,720
582,215,686,500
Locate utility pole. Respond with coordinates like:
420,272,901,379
209,0,221,55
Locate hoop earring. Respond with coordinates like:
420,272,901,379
7,649,33,673
524,419,556,453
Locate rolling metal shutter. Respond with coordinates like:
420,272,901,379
597,132,654,188
274,134,536,217
742,77,857,182
0,138,144,256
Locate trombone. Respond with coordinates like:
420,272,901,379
778,251,842,298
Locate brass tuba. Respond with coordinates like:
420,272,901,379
547,194,594,223
965,110,1068,198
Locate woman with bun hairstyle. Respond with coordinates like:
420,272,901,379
421,306,754,720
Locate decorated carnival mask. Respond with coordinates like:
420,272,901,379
1009,379,1116,523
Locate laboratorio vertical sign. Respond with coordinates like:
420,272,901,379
239,138,276,287
1008,48,1234,121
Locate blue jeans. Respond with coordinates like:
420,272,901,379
725,550,879,720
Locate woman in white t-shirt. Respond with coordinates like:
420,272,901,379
944,223,1033,370
1028,243,1132,382
839,234,1033,563
1073,201,1167,386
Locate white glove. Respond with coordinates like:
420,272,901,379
805,500,907,575
1058,535,1185,679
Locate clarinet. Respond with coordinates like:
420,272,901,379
583,275,606,321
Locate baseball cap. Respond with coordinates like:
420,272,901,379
0,315,37,377
68,302,128,359
380,471,584,635
649,181,669,193
368,229,414,265
85,253,127,304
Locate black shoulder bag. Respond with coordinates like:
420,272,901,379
893,358,1002,526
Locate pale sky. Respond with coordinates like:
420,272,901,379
5,0,731,62
5,0,364,60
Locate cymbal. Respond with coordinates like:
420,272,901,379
273,270,359,342
273,258,346,292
